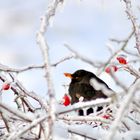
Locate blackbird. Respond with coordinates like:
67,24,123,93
64,69,113,115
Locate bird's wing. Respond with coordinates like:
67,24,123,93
70,83,107,100
89,78,117,101
90,77,112,92
80,83,107,100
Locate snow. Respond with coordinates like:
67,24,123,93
0,0,140,139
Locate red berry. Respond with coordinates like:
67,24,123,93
117,56,127,64
2,83,10,90
105,65,118,73
105,67,111,73
62,94,71,106
112,65,118,72
102,115,110,119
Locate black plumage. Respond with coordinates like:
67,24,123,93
64,69,113,115
64,69,111,105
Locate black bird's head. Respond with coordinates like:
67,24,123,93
64,69,95,83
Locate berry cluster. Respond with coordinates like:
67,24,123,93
105,55,127,74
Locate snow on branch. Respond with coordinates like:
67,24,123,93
68,128,97,140
38,0,64,34
105,79,140,140
0,63,45,73
0,54,73,73
64,43,104,68
123,0,140,54
58,115,111,124
36,0,64,139
0,102,33,122
7,116,47,140
51,54,74,67
57,98,112,115
0,0,140,140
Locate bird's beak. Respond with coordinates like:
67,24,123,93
64,73,73,79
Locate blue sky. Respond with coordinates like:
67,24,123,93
0,0,139,104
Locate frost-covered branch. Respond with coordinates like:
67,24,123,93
0,102,32,122
124,65,140,78
64,43,104,68
59,115,110,124
0,63,45,73
38,0,64,34
110,72,128,91
68,128,97,140
8,73,48,112
36,0,64,139
7,116,47,140
0,73,37,112
105,79,140,140
0,0,140,140
52,54,74,67
0,54,74,73
58,98,112,115
123,0,140,54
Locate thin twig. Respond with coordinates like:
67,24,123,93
0,63,45,73
52,54,74,67
64,43,104,68
97,29,134,75
68,129,97,140
0,112,10,132
8,73,49,112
